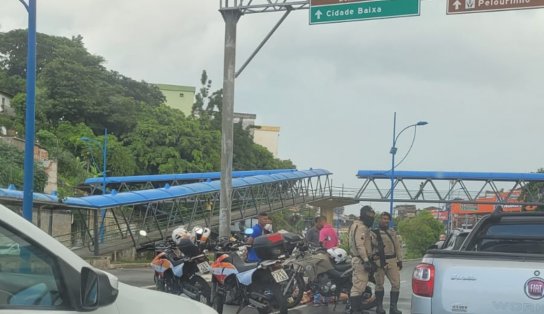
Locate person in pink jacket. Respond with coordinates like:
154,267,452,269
319,218,339,249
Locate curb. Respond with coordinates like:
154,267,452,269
108,263,150,269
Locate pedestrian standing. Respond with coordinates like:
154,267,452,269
319,217,339,249
371,212,403,314
305,216,325,247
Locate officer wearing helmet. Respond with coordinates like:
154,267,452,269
348,205,375,314
371,212,403,314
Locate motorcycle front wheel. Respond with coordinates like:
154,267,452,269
154,273,165,291
212,281,225,314
189,275,211,305
283,273,305,308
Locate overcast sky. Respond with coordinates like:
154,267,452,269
2,0,544,212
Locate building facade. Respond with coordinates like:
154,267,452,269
154,83,196,116
253,125,280,158
0,90,15,116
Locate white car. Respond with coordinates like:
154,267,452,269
0,203,217,314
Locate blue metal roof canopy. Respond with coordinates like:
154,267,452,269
357,170,544,182
83,169,297,185
70,169,330,208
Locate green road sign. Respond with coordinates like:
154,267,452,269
310,0,420,25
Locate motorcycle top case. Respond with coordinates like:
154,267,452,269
177,238,201,257
253,232,285,260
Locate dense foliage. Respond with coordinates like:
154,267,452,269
0,30,294,195
397,211,444,258
0,142,47,192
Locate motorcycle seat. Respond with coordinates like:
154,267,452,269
333,263,351,272
232,254,259,273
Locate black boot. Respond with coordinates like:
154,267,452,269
349,296,362,314
349,295,371,314
375,291,386,314
390,291,402,314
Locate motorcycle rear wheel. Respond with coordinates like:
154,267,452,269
257,283,287,314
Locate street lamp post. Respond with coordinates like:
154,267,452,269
80,129,108,246
20,0,37,222
389,113,428,225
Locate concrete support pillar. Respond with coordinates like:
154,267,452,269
321,206,334,226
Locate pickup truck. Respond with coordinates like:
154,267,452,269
411,211,544,314
0,203,217,314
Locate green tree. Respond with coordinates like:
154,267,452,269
520,168,544,211
398,211,444,258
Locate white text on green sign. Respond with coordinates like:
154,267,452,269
310,0,420,24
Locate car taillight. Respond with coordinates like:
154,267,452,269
412,263,435,297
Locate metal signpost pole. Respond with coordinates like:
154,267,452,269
21,0,37,222
217,1,307,239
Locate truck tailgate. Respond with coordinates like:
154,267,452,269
432,257,544,313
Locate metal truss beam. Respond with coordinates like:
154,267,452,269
351,176,544,207
220,0,309,14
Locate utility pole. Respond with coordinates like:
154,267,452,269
217,0,308,239
219,8,241,239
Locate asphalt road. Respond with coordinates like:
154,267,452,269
107,259,419,314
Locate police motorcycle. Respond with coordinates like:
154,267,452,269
150,226,212,305
210,231,289,314
287,243,377,311
149,239,180,293
277,232,308,308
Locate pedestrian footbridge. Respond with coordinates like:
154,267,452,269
0,169,335,257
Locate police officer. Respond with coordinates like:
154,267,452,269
371,212,403,314
348,205,375,314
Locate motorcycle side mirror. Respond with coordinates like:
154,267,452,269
244,228,253,235
139,230,147,237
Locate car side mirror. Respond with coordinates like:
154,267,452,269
428,244,438,250
80,267,118,310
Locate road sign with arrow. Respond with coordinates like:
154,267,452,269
309,0,420,25
447,0,544,14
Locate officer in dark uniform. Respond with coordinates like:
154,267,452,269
371,212,403,314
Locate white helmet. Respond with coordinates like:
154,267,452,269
172,226,190,245
327,247,347,264
191,226,204,242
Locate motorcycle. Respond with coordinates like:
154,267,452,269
149,226,212,305
210,232,289,314
286,243,377,311
149,240,182,293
